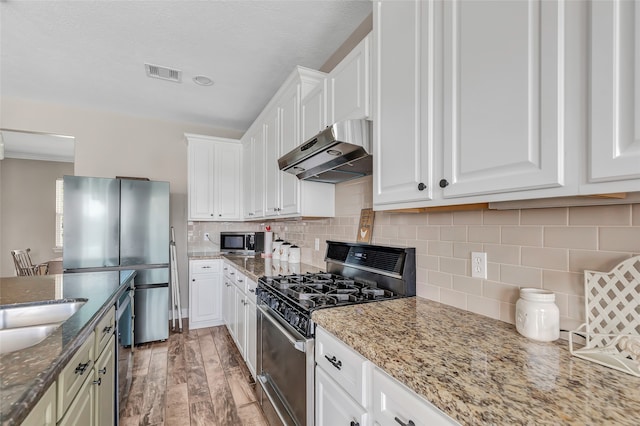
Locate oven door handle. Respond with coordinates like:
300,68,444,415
257,304,306,352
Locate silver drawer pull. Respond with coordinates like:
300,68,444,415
394,417,415,426
249,288,255,293
75,362,89,375
93,378,102,386
324,355,342,370
238,278,243,282
98,367,107,375
350,421,360,426
102,325,113,334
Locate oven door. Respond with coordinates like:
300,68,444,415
257,303,314,426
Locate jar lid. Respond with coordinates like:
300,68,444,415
519,288,556,302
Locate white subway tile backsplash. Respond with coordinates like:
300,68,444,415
440,289,467,310
187,177,639,328
440,226,467,242
544,227,597,250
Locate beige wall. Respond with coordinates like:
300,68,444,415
0,97,242,308
190,176,640,331
1,158,73,275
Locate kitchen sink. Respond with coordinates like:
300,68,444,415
0,299,87,354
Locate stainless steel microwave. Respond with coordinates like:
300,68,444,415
220,232,265,255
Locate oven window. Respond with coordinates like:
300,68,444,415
222,235,244,249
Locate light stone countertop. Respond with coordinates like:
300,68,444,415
312,297,640,425
188,252,323,282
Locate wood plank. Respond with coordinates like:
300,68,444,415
118,415,140,426
167,332,187,386
139,376,166,426
132,346,152,376
185,337,211,404
121,371,146,417
237,402,270,426
190,400,218,426
199,330,243,425
165,383,190,425
210,326,241,371
226,367,256,406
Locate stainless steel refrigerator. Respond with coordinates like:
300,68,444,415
63,175,170,344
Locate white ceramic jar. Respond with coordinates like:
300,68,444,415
280,242,292,262
272,239,284,260
515,288,560,342
288,245,301,263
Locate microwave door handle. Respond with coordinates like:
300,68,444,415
257,304,306,352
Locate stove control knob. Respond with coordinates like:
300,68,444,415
291,314,300,326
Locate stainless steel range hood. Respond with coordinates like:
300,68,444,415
278,119,372,184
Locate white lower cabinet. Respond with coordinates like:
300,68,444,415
20,383,56,426
189,259,223,329
315,326,458,426
372,367,458,426
316,367,368,426
315,327,369,426
222,261,257,380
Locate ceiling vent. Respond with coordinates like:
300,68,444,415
145,63,182,83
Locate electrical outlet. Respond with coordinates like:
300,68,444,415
471,252,487,279
314,238,320,251
204,232,210,241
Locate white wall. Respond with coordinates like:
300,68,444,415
0,158,73,275
0,97,242,310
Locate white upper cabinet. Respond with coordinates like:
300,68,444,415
301,79,327,143
327,33,372,123
587,0,640,191
264,106,281,217
187,134,242,221
243,66,335,219
441,0,565,198
374,0,566,207
279,82,301,216
373,0,435,206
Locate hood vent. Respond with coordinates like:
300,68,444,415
278,119,372,184
145,63,182,83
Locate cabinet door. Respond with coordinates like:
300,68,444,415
226,278,237,338
189,274,222,327
280,83,302,216
328,33,371,123
372,367,458,426
373,0,435,205
94,336,115,426
188,139,215,219
301,81,327,143
264,107,281,216
214,142,242,219
441,0,564,198
21,383,56,426
588,0,640,184
316,367,368,426
58,374,94,426
246,299,257,379
243,139,254,219
235,286,247,357
252,128,266,218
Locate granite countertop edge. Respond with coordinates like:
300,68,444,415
311,297,640,425
0,273,134,426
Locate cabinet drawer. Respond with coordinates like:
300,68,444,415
372,367,458,426
315,327,370,407
94,306,115,358
190,259,221,274
246,277,257,303
223,263,237,280
58,368,94,426
234,270,247,293
57,332,95,420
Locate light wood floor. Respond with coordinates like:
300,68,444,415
120,322,269,426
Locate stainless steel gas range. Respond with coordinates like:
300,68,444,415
256,241,416,426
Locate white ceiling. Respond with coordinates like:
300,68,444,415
0,0,372,133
